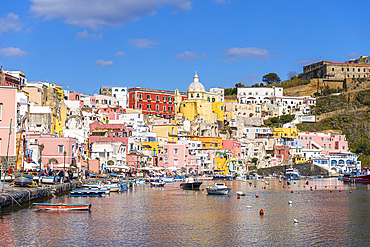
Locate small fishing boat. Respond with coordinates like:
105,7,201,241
14,173,34,186
285,166,301,180
34,203,92,211
180,177,203,190
70,189,107,196
343,168,370,183
163,177,174,183
150,181,166,187
42,176,55,184
206,182,231,195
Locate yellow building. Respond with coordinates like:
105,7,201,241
199,136,223,149
176,72,223,123
293,155,306,164
215,151,230,174
152,124,178,143
273,126,299,139
140,142,162,156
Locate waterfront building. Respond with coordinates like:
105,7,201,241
128,87,186,119
0,87,17,171
312,152,361,175
90,141,126,170
299,132,348,156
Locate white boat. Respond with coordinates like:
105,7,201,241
162,177,174,183
197,175,213,180
0,174,15,182
286,166,301,180
42,176,55,184
206,182,231,195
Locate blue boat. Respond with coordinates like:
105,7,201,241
70,189,107,197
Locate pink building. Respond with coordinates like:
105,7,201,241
299,132,348,155
222,139,242,159
157,143,200,172
275,145,290,162
26,133,78,170
0,87,17,159
89,120,132,150
94,94,117,108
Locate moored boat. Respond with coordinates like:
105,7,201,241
70,189,107,196
180,177,202,190
342,168,370,183
14,173,34,186
150,181,166,187
42,176,55,184
34,203,91,211
206,182,231,195
285,166,301,180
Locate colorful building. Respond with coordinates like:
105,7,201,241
129,87,186,119
273,126,299,139
299,132,348,156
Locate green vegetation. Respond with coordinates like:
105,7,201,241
264,114,295,127
310,90,370,115
262,72,281,85
224,83,245,96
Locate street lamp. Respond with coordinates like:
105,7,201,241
39,144,44,170
64,151,66,171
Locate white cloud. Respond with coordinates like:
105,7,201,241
0,13,22,35
240,73,259,83
29,0,192,29
212,0,232,4
345,52,361,60
225,47,269,60
0,47,30,58
294,58,320,66
94,59,113,67
128,39,160,49
114,51,126,58
76,30,102,40
174,51,209,62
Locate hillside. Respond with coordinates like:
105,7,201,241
297,90,370,167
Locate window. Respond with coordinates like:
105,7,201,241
156,104,159,111
163,106,166,112
174,149,178,156
212,98,215,102
196,93,200,98
164,149,168,155
163,96,166,102
168,106,172,112
207,97,210,102
169,97,172,102
174,159,178,167
147,94,151,100
58,145,64,153
113,94,116,97
0,103,2,120
109,100,111,105
147,104,151,110
115,89,118,92
164,157,168,164
139,103,142,109
139,93,142,100
156,95,159,102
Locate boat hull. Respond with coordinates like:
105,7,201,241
180,182,203,190
34,203,91,211
70,190,106,196
150,182,165,187
14,174,33,186
342,174,370,183
206,188,231,195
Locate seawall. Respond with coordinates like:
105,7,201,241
0,181,80,210
257,163,329,177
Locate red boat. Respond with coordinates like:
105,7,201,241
342,168,370,183
150,181,166,187
33,203,92,211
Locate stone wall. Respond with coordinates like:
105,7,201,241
257,162,329,177
0,156,16,172
316,106,369,122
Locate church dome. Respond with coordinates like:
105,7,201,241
187,72,205,92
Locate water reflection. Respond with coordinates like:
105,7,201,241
1,179,370,246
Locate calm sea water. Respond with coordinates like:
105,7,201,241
1,178,370,246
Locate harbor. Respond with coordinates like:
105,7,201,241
1,178,370,246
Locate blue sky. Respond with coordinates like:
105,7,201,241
1,0,369,95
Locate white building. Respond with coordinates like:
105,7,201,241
270,96,316,116
312,152,361,175
90,141,127,168
112,87,128,109
238,87,283,104
210,87,225,102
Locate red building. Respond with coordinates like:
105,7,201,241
1,72,20,89
128,88,186,118
88,120,132,148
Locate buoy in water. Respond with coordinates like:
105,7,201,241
291,190,293,193
330,190,332,193
259,209,264,215
237,196,240,199
255,194,259,198
288,201,292,204
339,190,341,192
367,189,369,191
294,219,299,223
247,205,251,209
269,187,271,190
350,191,352,193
